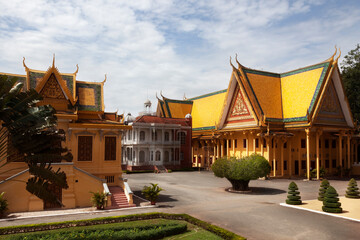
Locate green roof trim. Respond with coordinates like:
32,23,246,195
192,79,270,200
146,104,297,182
159,101,166,117
164,100,172,118
76,83,102,112
165,99,193,104
192,126,216,131
188,89,227,101
267,116,308,123
280,62,330,77
243,69,280,78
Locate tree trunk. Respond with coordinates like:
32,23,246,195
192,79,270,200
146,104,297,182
228,179,250,191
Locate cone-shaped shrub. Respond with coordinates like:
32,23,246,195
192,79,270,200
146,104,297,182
286,182,302,205
318,179,330,201
322,186,342,213
345,178,360,199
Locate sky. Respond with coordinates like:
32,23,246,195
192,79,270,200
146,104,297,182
0,0,359,116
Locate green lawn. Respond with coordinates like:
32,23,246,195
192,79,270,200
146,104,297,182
0,219,222,240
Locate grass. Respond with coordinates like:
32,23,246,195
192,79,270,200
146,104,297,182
163,223,222,240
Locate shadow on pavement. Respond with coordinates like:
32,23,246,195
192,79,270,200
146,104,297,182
225,187,286,195
133,191,178,204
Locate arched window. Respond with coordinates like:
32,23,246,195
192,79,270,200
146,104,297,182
139,151,145,163
178,132,186,145
164,132,169,141
140,131,145,141
127,148,132,161
164,151,169,162
128,130,132,140
156,151,161,161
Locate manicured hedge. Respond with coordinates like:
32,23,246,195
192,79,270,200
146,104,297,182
0,212,245,240
6,222,187,240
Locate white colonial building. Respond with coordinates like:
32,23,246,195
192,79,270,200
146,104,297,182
121,100,192,170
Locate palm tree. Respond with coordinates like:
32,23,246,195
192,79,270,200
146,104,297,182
0,75,72,206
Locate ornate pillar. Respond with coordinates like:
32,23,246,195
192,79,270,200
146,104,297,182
305,128,311,180
273,137,277,177
289,140,292,177
316,130,320,180
347,133,351,168
339,133,343,168
281,138,284,177
253,137,256,154
261,138,264,157
221,139,224,157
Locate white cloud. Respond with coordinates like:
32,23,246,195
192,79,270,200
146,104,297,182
0,0,359,115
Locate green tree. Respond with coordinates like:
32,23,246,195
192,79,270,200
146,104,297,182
345,178,360,199
322,186,342,213
212,154,271,191
341,44,360,122
0,75,72,206
318,179,330,201
286,182,302,205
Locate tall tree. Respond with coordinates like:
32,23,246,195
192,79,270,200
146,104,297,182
0,75,72,206
341,44,360,123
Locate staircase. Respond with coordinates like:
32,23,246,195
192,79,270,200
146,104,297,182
107,186,136,209
155,165,168,173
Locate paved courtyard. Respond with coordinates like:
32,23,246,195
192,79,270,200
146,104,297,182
1,171,359,240
126,171,359,240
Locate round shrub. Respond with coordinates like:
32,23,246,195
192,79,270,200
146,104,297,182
322,186,342,213
318,179,330,201
285,182,302,205
212,154,271,191
345,178,360,199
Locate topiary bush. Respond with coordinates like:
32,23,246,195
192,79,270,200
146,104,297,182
318,179,330,201
286,182,302,205
211,154,271,191
322,186,342,213
345,178,360,199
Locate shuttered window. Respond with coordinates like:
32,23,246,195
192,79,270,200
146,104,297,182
78,136,92,161
105,136,116,161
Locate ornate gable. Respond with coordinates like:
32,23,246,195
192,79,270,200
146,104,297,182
314,79,346,126
224,85,255,128
40,74,66,99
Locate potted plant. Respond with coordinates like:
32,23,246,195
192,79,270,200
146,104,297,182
90,191,108,210
142,183,163,205
0,192,8,218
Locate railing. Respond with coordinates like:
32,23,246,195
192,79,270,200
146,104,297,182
103,182,112,207
122,178,133,204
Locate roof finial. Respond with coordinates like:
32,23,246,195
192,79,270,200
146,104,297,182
230,56,236,71
52,53,55,68
23,57,29,70
235,53,242,69
335,48,341,63
74,64,79,75
102,74,107,84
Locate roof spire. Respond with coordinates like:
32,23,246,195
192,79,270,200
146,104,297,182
235,53,243,69
160,90,165,100
334,48,341,63
230,56,236,71
74,64,79,75
52,53,55,68
102,74,107,84
23,57,29,71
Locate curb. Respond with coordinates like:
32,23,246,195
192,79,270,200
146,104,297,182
279,203,360,223
0,205,157,223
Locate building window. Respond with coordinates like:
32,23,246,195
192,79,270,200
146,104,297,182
128,130,132,140
150,151,153,161
235,139,237,148
156,151,161,161
175,148,179,161
284,160,287,170
319,139,321,148
105,136,116,161
301,160,306,170
325,159,329,168
178,132,186,145
301,139,306,148
243,139,247,148
255,139,259,148
325,139,329,148
127,148,132,161
332,159,336,168
229,140,231,148
139,151,145,163
283,142,287,148
180,151,184,161
152,130,158,141
165,132,170,141
263,139,266,148
105,176,115,183
140,131,145,141
332,140,336,148
164,151,169,162
78,136,92,161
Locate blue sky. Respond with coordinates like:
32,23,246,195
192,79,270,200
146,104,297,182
0,0,359,116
